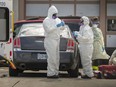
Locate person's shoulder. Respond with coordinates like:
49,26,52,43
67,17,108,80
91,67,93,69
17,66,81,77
96,28,102,32
113,50,116,54
56,17,61,21
85,25,91,30
57,17,61,20
43,17,49,23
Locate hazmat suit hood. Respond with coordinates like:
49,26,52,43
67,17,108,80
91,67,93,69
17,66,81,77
48,5,58,19
81,16,90,25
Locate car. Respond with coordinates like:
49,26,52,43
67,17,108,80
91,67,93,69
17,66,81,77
9,18,80,77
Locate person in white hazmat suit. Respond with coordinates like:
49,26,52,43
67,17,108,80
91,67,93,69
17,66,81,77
109,49,116,65
73,16,94,79
43,5,65,78
91,17,110,68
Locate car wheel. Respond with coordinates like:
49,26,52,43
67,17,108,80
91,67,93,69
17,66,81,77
67,64,79,77
9,66,19,77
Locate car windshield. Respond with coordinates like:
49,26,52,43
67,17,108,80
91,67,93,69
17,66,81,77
17,23,71,38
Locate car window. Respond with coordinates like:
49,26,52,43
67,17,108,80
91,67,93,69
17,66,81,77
18,23,45,36
14,26,21,36
66,22,80,32
15,22,72,38
60,25,72,38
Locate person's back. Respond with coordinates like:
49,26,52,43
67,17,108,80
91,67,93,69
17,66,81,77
109,50,116,65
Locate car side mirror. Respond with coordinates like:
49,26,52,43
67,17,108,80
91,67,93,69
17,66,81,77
0,7,9,41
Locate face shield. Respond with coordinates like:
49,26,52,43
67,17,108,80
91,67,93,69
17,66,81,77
52,13,58,19
91,17,99,27
92,21,99,28
79,18,84,25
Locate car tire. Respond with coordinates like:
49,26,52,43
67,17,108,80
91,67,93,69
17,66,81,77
67,64,79,77
67,45,79,78
9,66,19,77
18,69,24,73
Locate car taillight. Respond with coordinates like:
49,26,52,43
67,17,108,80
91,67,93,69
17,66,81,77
67,39,74,52
14,37,21,48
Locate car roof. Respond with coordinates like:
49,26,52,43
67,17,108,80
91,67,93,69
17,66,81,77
15,16,81,24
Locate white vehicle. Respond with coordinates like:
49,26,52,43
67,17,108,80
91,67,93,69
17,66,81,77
0,0,14,66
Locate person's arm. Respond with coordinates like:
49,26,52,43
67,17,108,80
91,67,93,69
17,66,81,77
77,28,93,43
43,19,57,34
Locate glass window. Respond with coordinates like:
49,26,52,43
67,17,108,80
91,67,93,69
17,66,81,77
107,19,116,31
0,7,9,41
107,4,116,16
26,4,49,16
17,23,71,38
60,25,71,38
53,4,74,16
76,4,99,16
19,23,45,36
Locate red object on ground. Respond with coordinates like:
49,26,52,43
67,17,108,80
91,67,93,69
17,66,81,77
98,65,116,79
99,65,116,71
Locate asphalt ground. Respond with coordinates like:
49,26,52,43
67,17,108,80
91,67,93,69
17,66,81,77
0,67,116,87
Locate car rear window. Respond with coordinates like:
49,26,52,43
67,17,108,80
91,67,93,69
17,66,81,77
19,23,44,36
17,23,71,38
60,25,72,38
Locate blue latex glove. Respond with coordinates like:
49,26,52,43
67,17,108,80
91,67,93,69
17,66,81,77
72,31,78,37
56,21,65,27
61,21,65,26
56,23,62,27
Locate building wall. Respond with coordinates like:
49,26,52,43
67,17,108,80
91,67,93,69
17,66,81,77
106,1,116,48
17,0,116,48
13,0,19,22
25,0,100,18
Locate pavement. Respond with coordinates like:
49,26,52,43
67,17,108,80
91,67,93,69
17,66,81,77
0,67,116,87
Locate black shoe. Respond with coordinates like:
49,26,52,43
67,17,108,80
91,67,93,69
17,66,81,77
47,75,59,79
78,72,81,76
81,75,92,79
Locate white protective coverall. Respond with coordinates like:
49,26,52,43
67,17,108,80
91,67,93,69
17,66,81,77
92,25,110,60
43,5,64,76
76,16,94,77
109,50,116,65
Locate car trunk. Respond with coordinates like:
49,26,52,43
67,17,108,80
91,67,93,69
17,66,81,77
20,36,68,51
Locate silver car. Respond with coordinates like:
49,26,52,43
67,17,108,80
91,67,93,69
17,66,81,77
9,20,80,77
